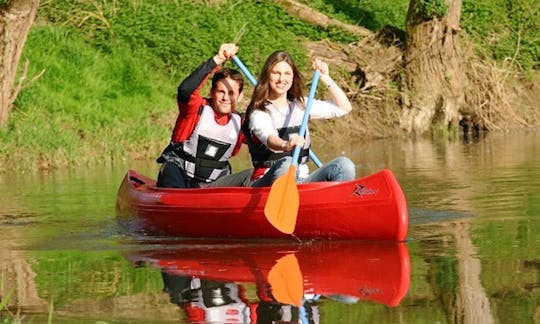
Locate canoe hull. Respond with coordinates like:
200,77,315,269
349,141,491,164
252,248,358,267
116,169,408,241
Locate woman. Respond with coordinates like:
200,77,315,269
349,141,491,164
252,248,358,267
243,50,355,187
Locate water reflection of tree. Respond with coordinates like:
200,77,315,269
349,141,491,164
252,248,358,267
453,222,494,323
0,232,48,315
419,220,494,323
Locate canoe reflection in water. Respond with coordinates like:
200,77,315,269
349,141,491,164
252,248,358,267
128,241,410,323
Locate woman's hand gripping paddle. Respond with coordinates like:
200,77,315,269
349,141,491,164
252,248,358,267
264,71,320,234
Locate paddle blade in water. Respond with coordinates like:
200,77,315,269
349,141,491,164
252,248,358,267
267,253,303,307
264,166,299,234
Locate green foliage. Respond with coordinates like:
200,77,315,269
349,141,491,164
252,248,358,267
32,251,163,305
9,25,171,164
37,0,355,80
462,0,539,70
392,0,447,25
296,0,409,30
417,0,447,18
298,0,538,71
4,0,364,169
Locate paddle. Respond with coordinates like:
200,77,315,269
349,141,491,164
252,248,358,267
267,253,304,307
232,56,257,86
264,70,320,234
232,55,323,168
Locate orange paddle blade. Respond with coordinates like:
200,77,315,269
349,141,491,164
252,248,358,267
264,166,299,234
267,254,304,307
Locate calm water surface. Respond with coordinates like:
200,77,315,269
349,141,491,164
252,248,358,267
1,131,539,323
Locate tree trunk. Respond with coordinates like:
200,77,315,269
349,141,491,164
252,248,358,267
401,0,466,134
273,0,372,38
0,0,39,128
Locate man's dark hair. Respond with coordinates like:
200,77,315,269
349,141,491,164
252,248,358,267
212,68,244,93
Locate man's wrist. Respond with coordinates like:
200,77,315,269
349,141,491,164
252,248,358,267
213,54,225,65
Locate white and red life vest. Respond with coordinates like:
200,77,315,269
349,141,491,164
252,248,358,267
179,105,242,182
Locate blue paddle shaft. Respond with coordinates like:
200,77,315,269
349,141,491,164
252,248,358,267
232,56,258,86
309,150,323,167
292,70,320,167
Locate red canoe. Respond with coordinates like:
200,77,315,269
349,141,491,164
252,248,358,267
116,169,408,241
126,241,410,307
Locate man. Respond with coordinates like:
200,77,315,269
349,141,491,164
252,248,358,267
156,43,247,188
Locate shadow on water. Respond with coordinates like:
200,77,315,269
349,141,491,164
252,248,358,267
408,207,473,226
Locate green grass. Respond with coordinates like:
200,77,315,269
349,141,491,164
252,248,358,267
462,0,539,70
2,0,537,171
4,24,172,168
296,0,409,30
3,0,353,170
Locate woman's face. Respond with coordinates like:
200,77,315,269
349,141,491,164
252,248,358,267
268,61,293,97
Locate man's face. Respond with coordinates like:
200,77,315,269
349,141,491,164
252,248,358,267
211,77,243,115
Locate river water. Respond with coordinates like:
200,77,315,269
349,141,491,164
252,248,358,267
1,130,539,323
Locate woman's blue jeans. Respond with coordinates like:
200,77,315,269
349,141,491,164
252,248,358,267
250,156,355,187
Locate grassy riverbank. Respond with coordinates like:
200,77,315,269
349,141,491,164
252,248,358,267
1,0,538,172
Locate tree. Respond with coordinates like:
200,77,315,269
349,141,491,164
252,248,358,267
401,0,466,134
0,0,39,128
